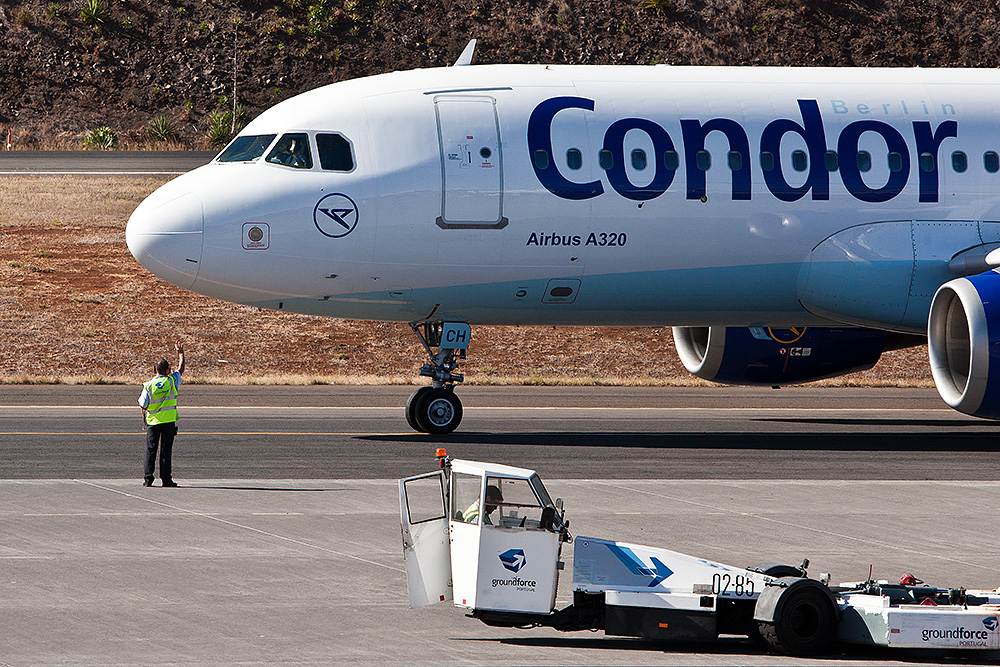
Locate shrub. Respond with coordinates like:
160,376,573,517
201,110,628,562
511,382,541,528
79,0,110,26
83,126,118,150
14,7,34,26
644,0,675,13
46,3,61,20
307,1,331,36
206,106,248,147
146,115,179,142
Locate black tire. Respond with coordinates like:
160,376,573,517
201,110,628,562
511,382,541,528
414,388,463,434
746,564,805,647
760,586,836,656
749,563,805,578
405,387,432,432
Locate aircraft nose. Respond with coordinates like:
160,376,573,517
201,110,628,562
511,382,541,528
126,189,204,290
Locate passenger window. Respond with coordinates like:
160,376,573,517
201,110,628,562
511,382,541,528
919,152,936,173
824,151,839,172
533,149,550,170
218,134,277,162
566,148,582,170
663,150,679,171
728,150,742,171
986,151,1000,174
760,151,775,172
317,133,354,171
266,133,313,169
791,150,807,172
696,150,711,171
599,149,614,170
631,149,647,170
888,152,903,172
952,151,968,173
857,151,872,173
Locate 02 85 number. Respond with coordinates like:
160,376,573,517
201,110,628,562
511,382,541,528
712,572,755,597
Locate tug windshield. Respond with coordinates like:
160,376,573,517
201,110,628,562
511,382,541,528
488,476,551,528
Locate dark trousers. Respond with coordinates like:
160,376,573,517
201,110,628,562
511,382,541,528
144,422,176,482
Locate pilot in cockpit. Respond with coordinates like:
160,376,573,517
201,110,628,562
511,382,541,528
270,136,308,168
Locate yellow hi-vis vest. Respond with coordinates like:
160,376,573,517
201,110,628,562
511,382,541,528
462,501,492,525
144,375,178,425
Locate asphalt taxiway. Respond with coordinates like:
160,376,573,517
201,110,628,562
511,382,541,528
3,385,999,666
2,385,998,480
0,150,216,175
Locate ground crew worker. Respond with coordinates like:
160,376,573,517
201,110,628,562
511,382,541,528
463,485,502,525
138,344,185,487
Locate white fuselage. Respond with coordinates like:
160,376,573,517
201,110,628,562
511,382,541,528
127,64,1000,330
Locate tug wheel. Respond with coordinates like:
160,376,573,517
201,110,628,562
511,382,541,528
759,584,836,656
749,563,806,578
414,388,463,434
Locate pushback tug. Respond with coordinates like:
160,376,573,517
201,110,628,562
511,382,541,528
400,450,1000,656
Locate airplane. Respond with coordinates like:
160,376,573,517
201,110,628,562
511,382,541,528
126,40,1000,434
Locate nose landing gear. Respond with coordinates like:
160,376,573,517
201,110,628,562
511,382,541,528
405,322,470,434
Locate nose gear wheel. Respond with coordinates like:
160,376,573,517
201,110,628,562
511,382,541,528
405,386,433,432
413,388,463,434
405,322,468,434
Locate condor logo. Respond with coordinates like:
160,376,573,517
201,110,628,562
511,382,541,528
527,97,955,204
314,193,359,238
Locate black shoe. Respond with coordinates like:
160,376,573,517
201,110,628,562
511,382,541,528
143,480,153,487
162,480,178,487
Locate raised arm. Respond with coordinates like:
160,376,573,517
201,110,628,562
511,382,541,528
175,344,186,375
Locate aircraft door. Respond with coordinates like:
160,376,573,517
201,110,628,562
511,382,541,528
399,470,452,607
434,96,508,229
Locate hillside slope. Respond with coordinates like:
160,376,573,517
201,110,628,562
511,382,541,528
2,0,999,147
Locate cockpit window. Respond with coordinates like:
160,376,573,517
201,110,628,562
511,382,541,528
266,133,313,169
217,134,277,162
317,134,355,172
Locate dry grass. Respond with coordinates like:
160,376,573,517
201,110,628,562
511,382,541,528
0,176,934,387
0,176,164,227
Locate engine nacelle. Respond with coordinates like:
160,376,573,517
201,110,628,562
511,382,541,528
928,272,1000,419
673,326,896,386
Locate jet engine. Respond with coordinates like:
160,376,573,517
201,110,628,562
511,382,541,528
928,272,1000,419
673,326,920,386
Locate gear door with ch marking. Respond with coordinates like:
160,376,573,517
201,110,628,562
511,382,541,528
434,96,507,229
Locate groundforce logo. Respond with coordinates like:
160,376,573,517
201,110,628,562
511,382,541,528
494,548,536,591
499,548,526,573
491,576,537,591
920,623,992,646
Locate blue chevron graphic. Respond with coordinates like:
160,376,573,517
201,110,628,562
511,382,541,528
607,544,674,587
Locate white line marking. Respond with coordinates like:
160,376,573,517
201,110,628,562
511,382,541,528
21,512,221,517
74,480,404,573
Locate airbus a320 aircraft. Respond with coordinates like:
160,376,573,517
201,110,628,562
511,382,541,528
127,41,1000,433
